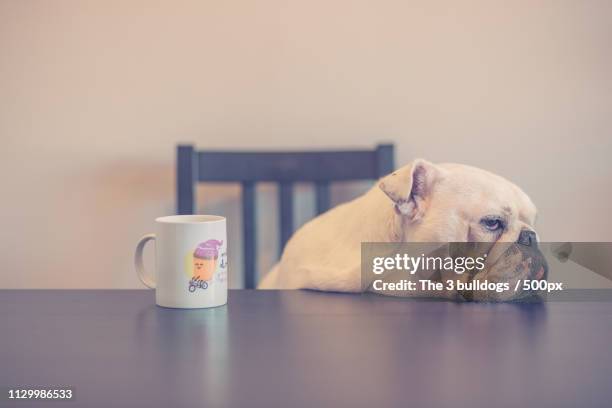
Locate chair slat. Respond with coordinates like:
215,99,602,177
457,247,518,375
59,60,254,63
279,182,294,255
242,182,256,289
315,182,330,215
197,150,379,182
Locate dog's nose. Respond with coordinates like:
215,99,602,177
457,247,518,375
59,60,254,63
517,230,537,247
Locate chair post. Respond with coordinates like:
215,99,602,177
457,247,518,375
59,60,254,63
242,182,257,289
375,144,395,177
177,145,197,215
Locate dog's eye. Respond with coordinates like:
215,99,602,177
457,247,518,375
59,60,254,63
481,218,504,232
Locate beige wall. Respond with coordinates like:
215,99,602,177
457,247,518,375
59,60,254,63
1,0,611,288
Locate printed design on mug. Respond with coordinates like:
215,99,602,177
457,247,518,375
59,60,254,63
187,239,224,292
216,252,228,283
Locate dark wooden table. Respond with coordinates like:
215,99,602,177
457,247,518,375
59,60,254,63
1,290,612,407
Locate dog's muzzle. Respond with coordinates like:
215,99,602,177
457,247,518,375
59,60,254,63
518,229,537,248
461,229,548,301
515,228,549,291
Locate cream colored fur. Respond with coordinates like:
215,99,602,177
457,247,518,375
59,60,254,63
258,159,537,296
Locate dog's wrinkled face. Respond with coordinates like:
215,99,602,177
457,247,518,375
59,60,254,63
379,160,537,243
379,160,546,300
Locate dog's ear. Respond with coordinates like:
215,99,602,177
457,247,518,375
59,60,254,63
378,159,438,220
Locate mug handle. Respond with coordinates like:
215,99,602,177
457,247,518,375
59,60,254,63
134,234,156,289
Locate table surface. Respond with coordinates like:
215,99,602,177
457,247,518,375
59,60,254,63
1,290,612,408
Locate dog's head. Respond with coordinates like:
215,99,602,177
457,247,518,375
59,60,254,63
379,159,538,244
379,159,546,300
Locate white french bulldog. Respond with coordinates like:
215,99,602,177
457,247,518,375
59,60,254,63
258,160,545,300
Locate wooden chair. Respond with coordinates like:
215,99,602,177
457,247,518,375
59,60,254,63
176,143,395,288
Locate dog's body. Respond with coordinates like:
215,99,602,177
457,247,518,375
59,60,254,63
259,160,543,300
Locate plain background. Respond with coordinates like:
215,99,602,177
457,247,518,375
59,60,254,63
1,0,611,289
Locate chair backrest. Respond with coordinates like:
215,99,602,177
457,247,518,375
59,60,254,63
176,143,395,288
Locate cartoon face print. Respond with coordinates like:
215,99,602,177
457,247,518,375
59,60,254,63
192,256,216,281
191,239,224,281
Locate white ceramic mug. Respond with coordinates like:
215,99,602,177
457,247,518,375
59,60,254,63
134,215,228,308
